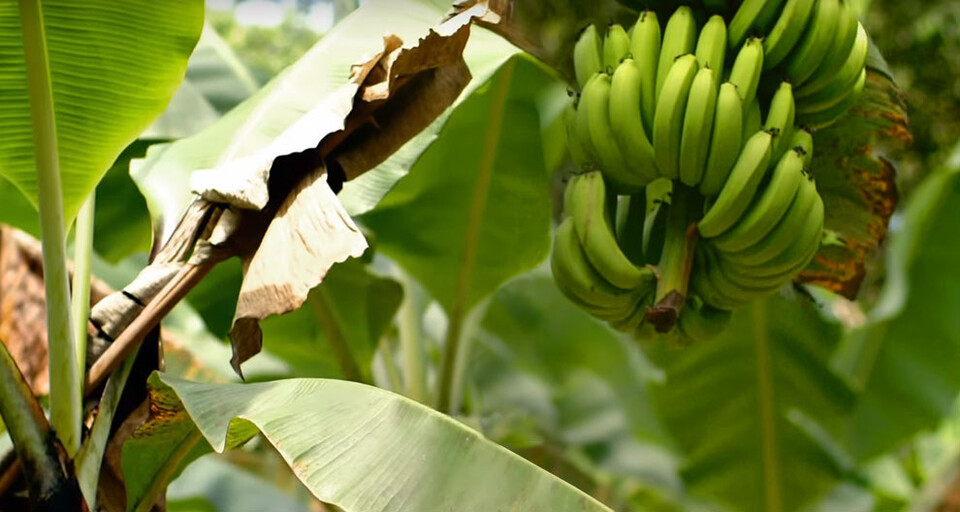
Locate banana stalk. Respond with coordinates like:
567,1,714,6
646,184,700,333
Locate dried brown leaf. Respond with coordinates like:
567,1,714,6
0,227,111,395
226,168,367,375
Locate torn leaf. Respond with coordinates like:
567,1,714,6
227,170,367,376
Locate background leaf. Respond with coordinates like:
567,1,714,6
181,23,262,115
0,0,204,222
258,259,403,382
646,297,857,512
360,54,561,314
836,156,960,460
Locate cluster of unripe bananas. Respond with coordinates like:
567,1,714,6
553,1,868,341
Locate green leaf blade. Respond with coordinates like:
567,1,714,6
649,297,856,511
0,0,204,222
151,373,611,512
361,55,560,314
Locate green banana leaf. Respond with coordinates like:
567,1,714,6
834,153,960,460
646,296,858,512
0,0,204,223
90,141,155,262
131,372,612,512
0,177,40,236
95,21,259,262
360,54,562,315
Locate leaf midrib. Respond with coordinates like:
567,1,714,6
752,300,782,512
435,59,516,412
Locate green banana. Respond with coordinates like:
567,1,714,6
755,0,788,33
656,6,697,99
551,217,642,317
800,0,860,93
711,147,806,252
691,251,738,311
763,0,817,69
798,22,867,99
716,256,798,290
785,0,841,85
609,292,655,333
604,24,631,71
790,128,814,166
725,175,819,265
699,246,755,309
609,59,659,184
566,172,654,290
713,255,796,296
742,97,763,144
728,0,769,49
564,100,590,169
728,37,764,109
736,192,824,274
573,24,603,90
615,192,647,266
698,130,774,238
700,82,744,197
630,10,661,135
695,15,727,74
764,82,797,164
653,54,699,180
643,184,670,266
679,67,718,187
710,252,786,305
578,73,647,192
797,66,867,128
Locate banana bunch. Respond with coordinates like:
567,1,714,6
551,171,656,335
555,2,869,340
731,0,869,128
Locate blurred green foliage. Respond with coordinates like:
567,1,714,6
207,10,320,83
865,0,960,186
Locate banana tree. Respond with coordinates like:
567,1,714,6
3,0,958,511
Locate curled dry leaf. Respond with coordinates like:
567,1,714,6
86,2,497,380
217,6,493,375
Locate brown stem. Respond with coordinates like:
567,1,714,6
84,262,214,395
